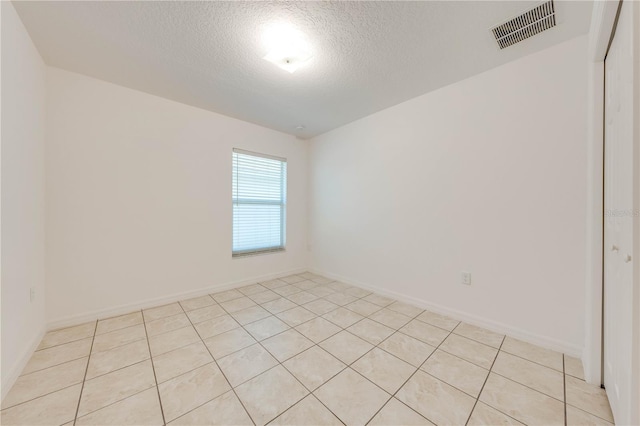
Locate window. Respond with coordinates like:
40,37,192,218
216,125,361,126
232,149,287,256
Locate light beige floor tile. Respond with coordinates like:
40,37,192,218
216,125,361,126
566,405,614,426
158,363,231,422
479,373,564,426
249,289,280,304
387,301,423,317
211,289,244,303
302,299,339,315
143,303,182,322
492,351,564,400
261,329,314,362
467,402,524,425
565,355,585,380
23,337,92,375
453,323,504,348
203,328,256,359
397,370,475,426
286,290,319,305
244,316,289,341
565,375,614,422
230,305,271,325
186,304,225,324
348,318,394,345
145,313,191,337
322,307,364,328
307,286,335,298
96,312,143,335
363,293,396,307
369,397,434,426
78,360,155,417
416,311,460,331
352,348,416,394
298,272,320,280
315,368,389,426
319,330,374,364
283,346,346,391
294,280,318,291
238,283,268,296
86,339,150,379
2,357,88,409
76,387,163,425
148,326,200,356
179,295,215,312
273,285,303,297
277,306,317,327
344,287,372,298
168,390,253,425
310,276,334,285
260,279,288,290
220,297,256,313
38,322,96,350
345,299,383,316
0,383,81,426
400,319,449,346
421,349,488,397
271,395,342,426
217,343,278,386
153,342,213,383
194,314,240,339
378,332,436,367
92,324,146,353
323,291,358,306
295,317,341,343
327,281,352,292
369,308,412,329
501,337,563,371
235,365,309,425
439,334,498,369
280,275,306,284
262,297,298,314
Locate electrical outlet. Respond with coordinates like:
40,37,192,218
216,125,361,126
461,271,471,285
30,287,36,302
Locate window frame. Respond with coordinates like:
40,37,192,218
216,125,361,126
232,148,287,258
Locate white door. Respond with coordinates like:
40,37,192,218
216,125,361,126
603,1,635,424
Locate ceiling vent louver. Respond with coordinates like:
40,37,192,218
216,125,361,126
491,1,556,49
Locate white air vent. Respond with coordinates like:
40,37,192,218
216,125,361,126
491,1,556,49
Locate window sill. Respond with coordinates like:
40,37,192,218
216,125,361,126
232,248,286,258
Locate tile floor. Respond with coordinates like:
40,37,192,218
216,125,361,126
1,272,614,425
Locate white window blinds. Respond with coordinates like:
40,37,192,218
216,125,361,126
232,149,287,256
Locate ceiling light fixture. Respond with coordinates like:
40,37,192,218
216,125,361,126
262,23,312,73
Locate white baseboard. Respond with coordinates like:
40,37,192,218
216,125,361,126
310,268,583,358
47,267,308,331
1,326,46,402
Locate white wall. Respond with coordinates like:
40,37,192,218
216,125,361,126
309,36,588,354
1,1,47,398
45,68,308,326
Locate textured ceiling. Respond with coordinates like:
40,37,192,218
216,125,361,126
14,1,592,138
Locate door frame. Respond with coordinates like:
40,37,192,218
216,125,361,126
584,0,620,387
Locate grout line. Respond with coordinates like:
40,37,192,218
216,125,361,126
361,309,436,426
463,335,506,426
214,280,376,424
178,298,257,426
73,384,157,422
72,320,98,426
142,309,167,426
34,335,95,353
0,381,84,413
